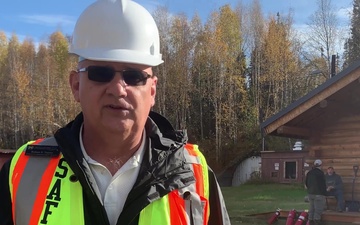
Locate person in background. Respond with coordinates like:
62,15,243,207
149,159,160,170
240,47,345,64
0,0,231,224
325,166,345,212
305,159,327,225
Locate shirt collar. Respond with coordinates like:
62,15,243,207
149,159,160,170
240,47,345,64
79,124,145,166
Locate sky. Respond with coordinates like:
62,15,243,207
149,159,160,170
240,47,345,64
0,0,354,44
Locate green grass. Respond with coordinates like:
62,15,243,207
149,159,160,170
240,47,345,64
221,183,309,218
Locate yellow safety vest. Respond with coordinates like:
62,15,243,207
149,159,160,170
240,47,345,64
9,138,210,225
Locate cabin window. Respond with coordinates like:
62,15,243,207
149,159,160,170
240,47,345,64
271,172,278,177
285,161,297,179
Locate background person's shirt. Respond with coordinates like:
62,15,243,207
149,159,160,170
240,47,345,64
325,173,343,191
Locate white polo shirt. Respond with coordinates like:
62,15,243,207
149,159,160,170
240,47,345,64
79,125,145,225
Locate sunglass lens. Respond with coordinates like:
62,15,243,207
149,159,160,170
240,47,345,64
122,70,147,86
88,66,115,82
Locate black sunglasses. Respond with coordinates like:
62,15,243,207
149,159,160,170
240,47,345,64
78,66,153,86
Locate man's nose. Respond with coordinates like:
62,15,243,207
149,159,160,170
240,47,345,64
106,74,127,97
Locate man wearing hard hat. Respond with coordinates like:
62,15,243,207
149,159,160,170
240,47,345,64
0,0,230,225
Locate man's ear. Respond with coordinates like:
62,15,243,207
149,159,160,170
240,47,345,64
150,76,157,107
69,70,80,102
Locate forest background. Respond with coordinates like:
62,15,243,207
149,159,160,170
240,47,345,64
1,0,360,172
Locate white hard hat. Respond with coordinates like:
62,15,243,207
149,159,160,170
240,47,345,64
69,0,163,66
314,159,322,166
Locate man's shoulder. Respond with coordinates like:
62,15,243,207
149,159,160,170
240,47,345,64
310,168,323,173
307,168,315,174
312,168,325,177
307,168,318,176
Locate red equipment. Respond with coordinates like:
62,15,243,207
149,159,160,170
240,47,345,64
295,210,308,225
285,209,297,225
267,208,281,224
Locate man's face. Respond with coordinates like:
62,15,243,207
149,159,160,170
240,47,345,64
69,60,157,136
327,167,334,175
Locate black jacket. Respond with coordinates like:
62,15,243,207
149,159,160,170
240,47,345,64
305,167,327,196
0,112,230,225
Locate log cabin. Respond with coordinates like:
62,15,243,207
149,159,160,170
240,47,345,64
260,61,360,203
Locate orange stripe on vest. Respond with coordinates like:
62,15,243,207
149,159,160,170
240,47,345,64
11,138,44,222
185,144,204,196
169,191,187,225
29,155,61,225
185,144,209,225
11,138,62,225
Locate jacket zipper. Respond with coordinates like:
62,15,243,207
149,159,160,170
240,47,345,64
75,159,110,225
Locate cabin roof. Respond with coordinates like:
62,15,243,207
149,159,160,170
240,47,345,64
260,60,360,139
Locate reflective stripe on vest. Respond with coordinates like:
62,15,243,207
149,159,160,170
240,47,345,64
9,137,84,225
138,144,210,225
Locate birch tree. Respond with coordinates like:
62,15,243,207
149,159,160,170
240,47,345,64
34,43,54,136
152,7,172,117
200,5,247,163
242,0,266,124
166,14,193,129
305,0,340,78
48,31,75,129
256,14,300,119
0,32,8,147
6,34,21,147
18,38,36,141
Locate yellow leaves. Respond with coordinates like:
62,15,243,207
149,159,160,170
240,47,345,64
0,32,8,70
261,16,299,82
12,66,30,92
0,30,80,148
49,32,70,78
0,31,8,53
250,14,302,119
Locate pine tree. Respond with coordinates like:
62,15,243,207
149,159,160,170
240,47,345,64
344,0,360,68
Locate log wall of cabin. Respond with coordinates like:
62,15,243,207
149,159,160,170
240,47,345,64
306,114,360,201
